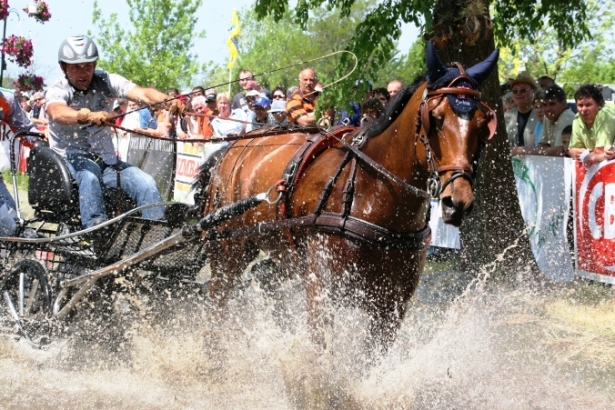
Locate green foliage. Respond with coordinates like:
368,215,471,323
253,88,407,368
204,2,424,113
90,0,206,89
254,0,591,88
498,0,615,93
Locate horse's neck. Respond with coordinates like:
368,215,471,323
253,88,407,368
362,81,428,182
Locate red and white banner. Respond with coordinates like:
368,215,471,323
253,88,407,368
574,160,615,284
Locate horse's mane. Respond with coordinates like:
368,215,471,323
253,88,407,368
364,74,426,138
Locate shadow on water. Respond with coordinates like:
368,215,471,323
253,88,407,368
1,255,615,409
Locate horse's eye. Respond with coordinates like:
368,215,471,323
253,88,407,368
432,114,444,130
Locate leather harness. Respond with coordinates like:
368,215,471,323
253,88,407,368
210,74,495,253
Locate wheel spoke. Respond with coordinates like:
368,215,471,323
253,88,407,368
3,291,19,321
24,278,40,318
19,272,25,317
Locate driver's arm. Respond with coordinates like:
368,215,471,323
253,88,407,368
46,101,85,125
127,85,171,106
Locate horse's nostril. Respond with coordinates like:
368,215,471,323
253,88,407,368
441,196,454,209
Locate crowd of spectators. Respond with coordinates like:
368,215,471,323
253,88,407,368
84,68,409,146
503,72,615,167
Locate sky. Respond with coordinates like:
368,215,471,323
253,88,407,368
4,0,419,88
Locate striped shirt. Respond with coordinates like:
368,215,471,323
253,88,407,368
286,89,316,123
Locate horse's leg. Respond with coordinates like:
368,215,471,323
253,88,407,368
207,238,258,308
304,237,334,349
365,250,426,356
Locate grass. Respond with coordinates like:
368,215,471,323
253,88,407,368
1,170,28,191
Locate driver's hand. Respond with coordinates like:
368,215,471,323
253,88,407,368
76,109,114,126
167,99,186,115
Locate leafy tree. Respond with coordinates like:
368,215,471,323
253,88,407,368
253,0,591,273
498,0,615,89
90,0,206,90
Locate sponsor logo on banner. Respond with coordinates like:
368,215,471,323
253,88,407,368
575,160,615,278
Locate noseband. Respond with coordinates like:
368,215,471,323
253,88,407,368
417,63,497,198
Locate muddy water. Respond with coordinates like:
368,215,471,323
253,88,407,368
1,268,614,409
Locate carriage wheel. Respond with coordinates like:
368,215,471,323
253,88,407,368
1,259,52,344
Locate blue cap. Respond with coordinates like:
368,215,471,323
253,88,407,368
253,96,271,108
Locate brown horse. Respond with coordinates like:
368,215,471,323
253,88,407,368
200,42,499,349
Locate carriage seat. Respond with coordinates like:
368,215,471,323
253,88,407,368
27,144,135,224
27,143,80,222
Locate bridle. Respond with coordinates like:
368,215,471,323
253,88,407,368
417,63,497,198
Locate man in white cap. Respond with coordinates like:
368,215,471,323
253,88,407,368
45,34,184,229
505,72,539,149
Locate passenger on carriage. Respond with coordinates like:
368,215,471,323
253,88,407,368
286,68,319,125
0,90,40,237
44,35,185,229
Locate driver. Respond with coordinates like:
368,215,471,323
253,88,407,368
0,90,39,236
45,35,184,228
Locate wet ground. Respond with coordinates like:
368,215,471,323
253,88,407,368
1,259,614,409
2,181,614,409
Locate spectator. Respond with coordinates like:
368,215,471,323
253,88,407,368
205,88,218,116
211,92,252,136
561,124,572,157
188,95,213,139
268,100,289,126
317,106,336,128
18,94,31,114
568,84,615,166
167,87,180,98
537,75,555,90
361,98,384,124
501,91,515,112
286,86,298,100
538,85,575,148
252,96,272,129
244,89,262,112
387,79,402,99
191,86,205,99
373,87,390,106
271,86,287,102
231,70,271,112
29,91,48,131
531,90,546,146
286,68,319,125
505,72,539,149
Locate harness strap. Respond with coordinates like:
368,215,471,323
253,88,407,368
208,213,432,251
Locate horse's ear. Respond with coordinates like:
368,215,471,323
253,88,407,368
426,40,448,84
466,49,500,87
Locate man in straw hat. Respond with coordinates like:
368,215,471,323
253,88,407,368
505,72,539,149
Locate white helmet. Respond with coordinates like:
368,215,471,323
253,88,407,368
58,35,99,64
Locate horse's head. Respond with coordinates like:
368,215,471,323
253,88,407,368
420,42,499,227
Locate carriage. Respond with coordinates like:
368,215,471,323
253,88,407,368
1,42,499,350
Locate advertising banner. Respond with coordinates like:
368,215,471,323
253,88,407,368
512,156,574,281
574,160,615,284
173,141,205,204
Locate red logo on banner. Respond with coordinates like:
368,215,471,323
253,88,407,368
575,161,615,277
176,157,200,179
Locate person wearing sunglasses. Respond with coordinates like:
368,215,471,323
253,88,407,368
271,86,287,102
505,72,539,149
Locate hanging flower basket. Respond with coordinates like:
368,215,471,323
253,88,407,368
0,1,9,21
14,73,45,93
24,1,51,24
1,35,34,67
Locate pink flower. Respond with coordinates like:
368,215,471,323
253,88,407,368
1,35,34,68
14,73,46,93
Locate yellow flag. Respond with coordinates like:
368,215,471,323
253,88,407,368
227,9,240,70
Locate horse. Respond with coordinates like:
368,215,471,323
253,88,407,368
198,42,499,350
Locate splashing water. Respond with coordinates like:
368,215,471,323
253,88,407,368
1,265,614,409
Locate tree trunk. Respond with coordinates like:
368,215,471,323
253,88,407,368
429,0,538,276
